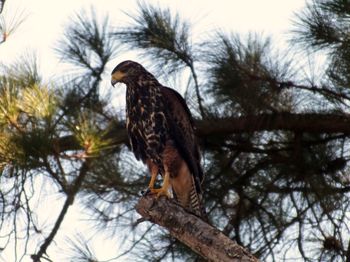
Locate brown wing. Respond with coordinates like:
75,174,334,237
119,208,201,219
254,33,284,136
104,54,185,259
160,86,203,192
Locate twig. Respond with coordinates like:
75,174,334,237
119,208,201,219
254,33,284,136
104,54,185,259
188,62,205,117
0,1,6,14
31,160,91,262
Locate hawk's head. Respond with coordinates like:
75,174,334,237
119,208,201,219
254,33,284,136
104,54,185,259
111,60,146,86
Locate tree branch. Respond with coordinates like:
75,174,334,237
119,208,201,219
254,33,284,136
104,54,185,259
195,113,350,136
188,62,205,117
54,113,350,154
0,0,5,14
135,195,259,262
31,160,91,262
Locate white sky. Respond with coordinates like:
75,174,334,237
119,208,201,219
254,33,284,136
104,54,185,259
0,0,307,261
1,0,306,78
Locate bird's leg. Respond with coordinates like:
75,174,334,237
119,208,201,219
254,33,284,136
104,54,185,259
156,171,171,198
145,160,159,195
148,169,158,192
145,160,170,197
149,171,171,198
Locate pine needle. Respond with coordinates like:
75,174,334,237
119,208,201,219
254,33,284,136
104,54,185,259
20,84,57,119
0,6,27,44
71,112,114,157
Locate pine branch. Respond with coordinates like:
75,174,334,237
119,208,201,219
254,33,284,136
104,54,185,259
56,9,115,72
114,2,206,117
31,161,91,262
135,195,259,262
195,113,350,136
207,33,294,114
291,1,342,49
115,2,192,73
0,6,27,44
188,62,205,117
54,113,350,154
55,121,127,152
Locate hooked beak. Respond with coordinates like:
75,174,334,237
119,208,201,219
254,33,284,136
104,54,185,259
111,78,118,87
111,70,126,86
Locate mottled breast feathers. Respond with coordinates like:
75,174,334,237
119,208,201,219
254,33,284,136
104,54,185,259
125,75,167,169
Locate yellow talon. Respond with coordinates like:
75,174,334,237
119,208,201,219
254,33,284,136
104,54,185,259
147,172,171,198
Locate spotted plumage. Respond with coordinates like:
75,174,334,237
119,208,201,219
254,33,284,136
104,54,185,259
111,60,205,218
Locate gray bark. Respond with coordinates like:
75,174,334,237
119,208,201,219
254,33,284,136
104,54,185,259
136,195,259,262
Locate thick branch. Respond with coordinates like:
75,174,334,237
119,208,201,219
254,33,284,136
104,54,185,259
195,113,350,136
55,113,350,153
136,195,259,262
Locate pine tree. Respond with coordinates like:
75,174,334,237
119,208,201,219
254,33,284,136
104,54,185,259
2,1,350,261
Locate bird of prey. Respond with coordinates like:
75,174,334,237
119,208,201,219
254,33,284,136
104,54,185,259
111,60,205,218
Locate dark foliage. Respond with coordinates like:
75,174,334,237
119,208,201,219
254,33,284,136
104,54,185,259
206,33,294,114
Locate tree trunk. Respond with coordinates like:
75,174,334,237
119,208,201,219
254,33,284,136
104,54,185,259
135,195,259,262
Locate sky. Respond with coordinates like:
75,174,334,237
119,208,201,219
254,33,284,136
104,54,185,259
0,0,307,261
1,0,307,79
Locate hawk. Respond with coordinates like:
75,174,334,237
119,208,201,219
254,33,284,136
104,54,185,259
111,60,205,218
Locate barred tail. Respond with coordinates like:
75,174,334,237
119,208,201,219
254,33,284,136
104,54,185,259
170,162,208,221
170,161,208,221
189,174,208,221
